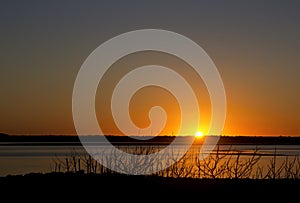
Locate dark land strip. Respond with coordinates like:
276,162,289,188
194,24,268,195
1,133,300,146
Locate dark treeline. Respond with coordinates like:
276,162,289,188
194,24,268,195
1,133,300,145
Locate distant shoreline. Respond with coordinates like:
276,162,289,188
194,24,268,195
1,133,300,145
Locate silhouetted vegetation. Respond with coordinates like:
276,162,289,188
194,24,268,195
50,145,300,179
1,144,300,199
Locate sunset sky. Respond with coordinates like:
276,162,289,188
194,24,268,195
1,1,299,136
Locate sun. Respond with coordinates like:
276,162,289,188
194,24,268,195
195,131,204,138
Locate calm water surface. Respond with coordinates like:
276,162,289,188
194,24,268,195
1,144,300,177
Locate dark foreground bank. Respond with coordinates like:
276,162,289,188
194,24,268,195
1,172,299,201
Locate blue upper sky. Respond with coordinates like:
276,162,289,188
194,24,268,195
0,0,299,135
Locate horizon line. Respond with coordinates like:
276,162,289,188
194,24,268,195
1,133,300,137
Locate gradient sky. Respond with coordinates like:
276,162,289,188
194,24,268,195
1,0,299,136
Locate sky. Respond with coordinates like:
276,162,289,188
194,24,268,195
0,0,299,136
